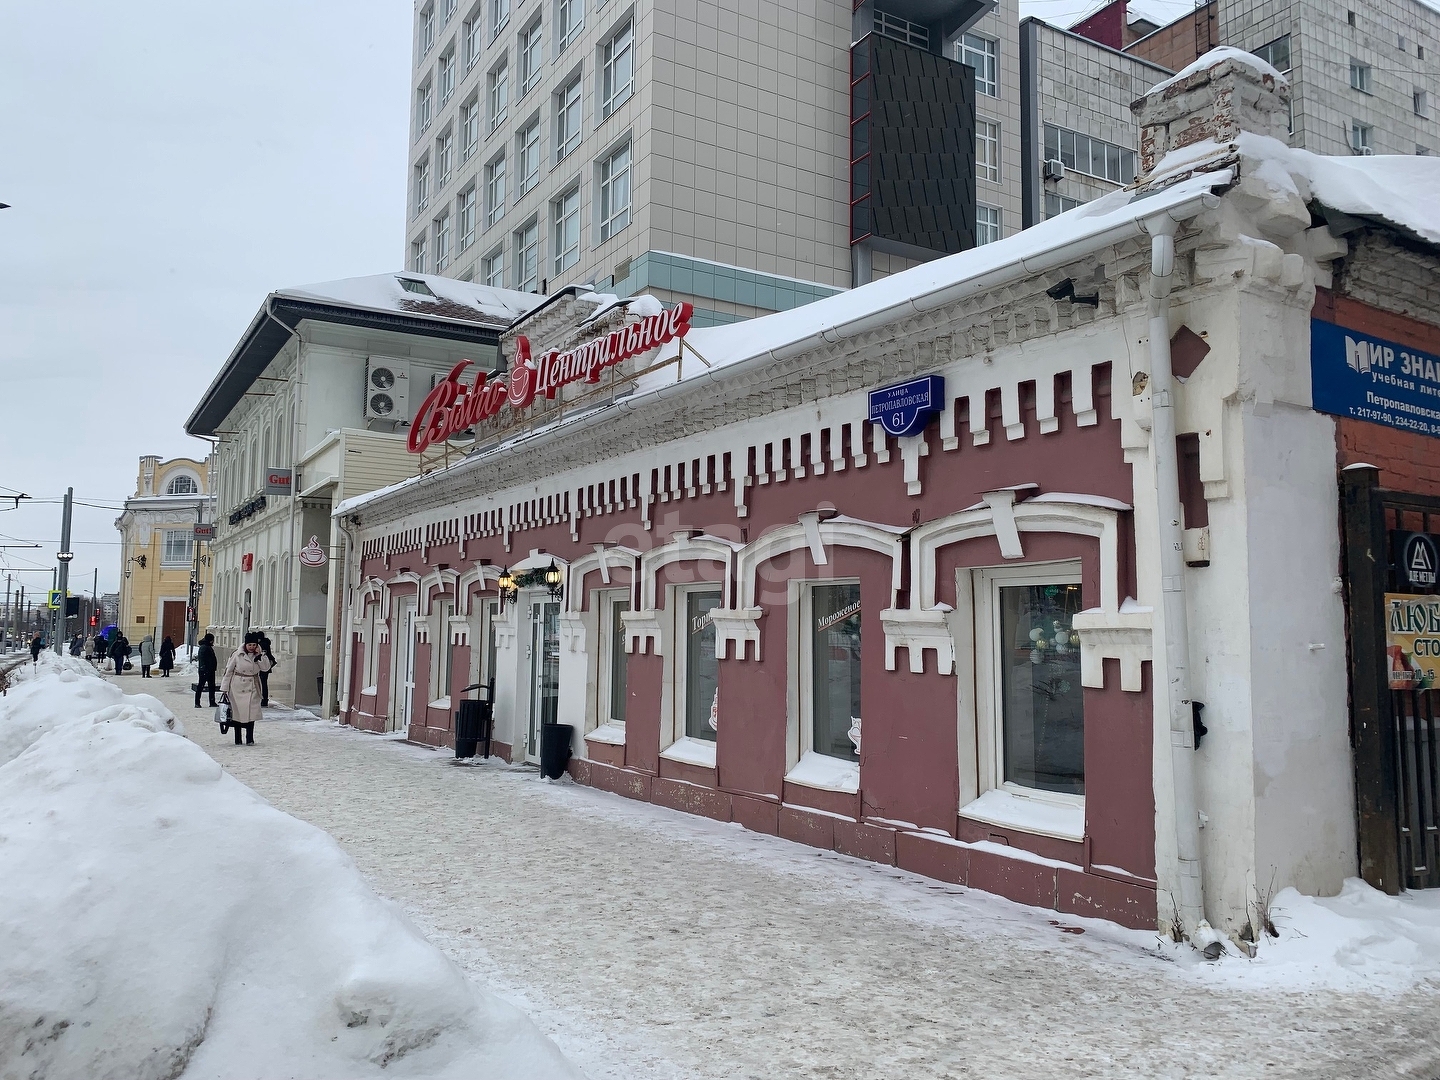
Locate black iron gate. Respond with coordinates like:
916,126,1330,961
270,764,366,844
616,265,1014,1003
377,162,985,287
1342,466,1440,891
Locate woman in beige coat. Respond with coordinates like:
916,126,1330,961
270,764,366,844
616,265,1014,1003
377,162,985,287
221,634,274,745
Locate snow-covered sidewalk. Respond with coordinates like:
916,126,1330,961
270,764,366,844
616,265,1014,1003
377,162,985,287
144,675,1440,1080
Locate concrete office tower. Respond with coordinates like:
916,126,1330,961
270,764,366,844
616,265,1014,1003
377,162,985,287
1102,0,1440,157
406,0,997,326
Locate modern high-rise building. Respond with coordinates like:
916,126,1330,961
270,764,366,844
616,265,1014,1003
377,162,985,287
1087,0,1439,158
405,0,1000,325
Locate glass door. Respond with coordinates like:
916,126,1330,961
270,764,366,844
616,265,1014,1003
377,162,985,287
526,598,560,760
392,600,418,733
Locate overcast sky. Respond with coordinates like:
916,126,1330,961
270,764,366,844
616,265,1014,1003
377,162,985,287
0,0,1179,601
0,0,411,597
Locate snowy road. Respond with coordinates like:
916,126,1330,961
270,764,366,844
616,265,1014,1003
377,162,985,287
147,677,1440,1080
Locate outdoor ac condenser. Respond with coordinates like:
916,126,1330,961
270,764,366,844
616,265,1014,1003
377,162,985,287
364,357,410,422
1044,158,1066,181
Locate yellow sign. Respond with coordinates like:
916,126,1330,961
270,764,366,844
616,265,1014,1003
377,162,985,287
1385,592,1440,690
47,589,63,609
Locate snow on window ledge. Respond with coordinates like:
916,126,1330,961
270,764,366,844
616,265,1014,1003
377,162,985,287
959,787,1084,841
785,750,859,794
658,736,716,769
585,721,627,745
361,686,379,697
428,696,452,710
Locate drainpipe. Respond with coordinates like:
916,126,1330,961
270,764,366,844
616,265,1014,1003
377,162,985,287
1143,213,1206,938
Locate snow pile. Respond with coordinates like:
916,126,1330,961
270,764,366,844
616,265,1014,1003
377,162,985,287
278,272,543,327
0,655,580,1078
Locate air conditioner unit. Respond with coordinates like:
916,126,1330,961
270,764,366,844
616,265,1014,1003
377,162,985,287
1044,158,1066,181
1360,146,1374,156
364,357,410,422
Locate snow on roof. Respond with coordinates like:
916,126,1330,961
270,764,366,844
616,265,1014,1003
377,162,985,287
1238,132,1440,246
1124,0,1193,25
1149,45,1287,95
277,272,544,328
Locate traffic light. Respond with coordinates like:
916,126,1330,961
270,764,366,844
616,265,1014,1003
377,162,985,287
90,615,98,626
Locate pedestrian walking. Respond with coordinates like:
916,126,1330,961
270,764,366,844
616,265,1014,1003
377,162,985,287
220,633,273,746
158,636,175,677
109,633,129,674
258,633,276,707
194,633,219,708
138,633,155,678
29,633,43,663
69,633,83,657
93,633,107,669
84,633,96,662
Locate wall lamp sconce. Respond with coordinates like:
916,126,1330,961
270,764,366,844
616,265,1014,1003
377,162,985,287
497,569,517,609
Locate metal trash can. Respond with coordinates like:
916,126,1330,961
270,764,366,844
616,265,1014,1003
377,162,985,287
455,697,495,759
539,722,574,779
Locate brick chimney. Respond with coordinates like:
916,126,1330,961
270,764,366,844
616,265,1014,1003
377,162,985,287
1130,47,1290,184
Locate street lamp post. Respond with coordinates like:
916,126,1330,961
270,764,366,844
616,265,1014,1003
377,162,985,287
54,487,74,654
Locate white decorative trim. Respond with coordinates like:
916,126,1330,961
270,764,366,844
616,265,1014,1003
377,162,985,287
710,606,763,660
419,567,459,615
1070,605,1153,691
879,607,955,674
565,544,639,613
448,615,470,646
620,607,666,655
638,533,739,611
559,611,586,653
455,563,502,615
381,571,422,621
736,515,904,609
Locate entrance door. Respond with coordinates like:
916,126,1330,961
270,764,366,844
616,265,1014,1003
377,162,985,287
161,601,185,647
391,600,418,734
526,598,560,761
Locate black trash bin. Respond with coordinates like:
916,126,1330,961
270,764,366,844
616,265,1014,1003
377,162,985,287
455,699,483,759
539,722,574,779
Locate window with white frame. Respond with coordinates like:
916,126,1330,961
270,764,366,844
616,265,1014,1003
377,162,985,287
461,97,480,160
464,12,483,70
414,158,431,213
597,590,629,725
162,529,194,567
977,564,1085,798
443,0,457,24
874,8,927,48
439,50,456,105
166,474,198,495
488,62,509,132
960,33,998,97
516,117,541,195
602,20,634,117
412,234,428,272
1253,34,1290,72
553,187,580,274
1043,124,1136,184
598,142,631,242
1416,89,1429,117
483,246,505,287
976,119,1000,183
558,0,583,51
556,76,582,161
485,153,507,227
1044,191,1082,218
458,185,477,249
515,218,540,290
1351,121,1372,153
801,582,861,762
976,204,1001,245
678,586,722,742
490,0,510,39
1350,59,1372,93
434,211,452,270
364,606,380,689
419,4,436,55
519,19,543,95
416,81,434,133
434,598,456,700
437,130,454,187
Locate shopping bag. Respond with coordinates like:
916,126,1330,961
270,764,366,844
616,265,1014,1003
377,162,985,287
213,695,231,729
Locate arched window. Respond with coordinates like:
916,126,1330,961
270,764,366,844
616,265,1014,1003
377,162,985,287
166,474,199,495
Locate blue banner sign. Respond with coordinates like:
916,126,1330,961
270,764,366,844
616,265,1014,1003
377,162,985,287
868,375,945,438
1311,318,1440,438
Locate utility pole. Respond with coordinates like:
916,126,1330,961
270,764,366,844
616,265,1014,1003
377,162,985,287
54,487,74,654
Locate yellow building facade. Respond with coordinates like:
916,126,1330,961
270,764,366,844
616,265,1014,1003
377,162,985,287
114,455,216,646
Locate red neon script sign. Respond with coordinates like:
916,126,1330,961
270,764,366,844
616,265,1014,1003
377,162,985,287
408,302,694,454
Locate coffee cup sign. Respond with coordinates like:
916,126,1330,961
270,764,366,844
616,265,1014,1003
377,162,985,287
298,536,328,568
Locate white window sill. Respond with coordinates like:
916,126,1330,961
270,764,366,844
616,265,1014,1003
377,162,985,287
428,696,451,710
784,750,860,794
361,686,379,697
585,721,627,746
659,736,716,769
959,787,1084,841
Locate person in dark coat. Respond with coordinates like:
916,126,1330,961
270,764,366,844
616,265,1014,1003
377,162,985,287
69,633,83,657
29,633,43,663
158,636,176,677
257,633,276,707
194,633,219,708
93,634,107,668
109,633,129,673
